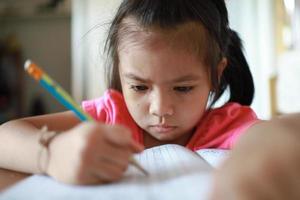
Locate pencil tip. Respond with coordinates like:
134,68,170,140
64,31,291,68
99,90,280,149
132,161,149,176
24,59,32,70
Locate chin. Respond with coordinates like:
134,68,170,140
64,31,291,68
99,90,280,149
151,132,178,142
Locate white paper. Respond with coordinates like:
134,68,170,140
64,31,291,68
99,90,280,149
196,149,229,168
0,144,215,200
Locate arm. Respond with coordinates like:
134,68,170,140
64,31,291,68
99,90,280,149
211,113,300,200
0,111,80,174
0,112,143,184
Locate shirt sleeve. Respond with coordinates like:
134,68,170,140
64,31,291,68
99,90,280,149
81,90,143,144
219,103,260,148
221,119,259,148
81,96,109,123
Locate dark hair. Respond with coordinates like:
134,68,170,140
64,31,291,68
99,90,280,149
105,0,254,106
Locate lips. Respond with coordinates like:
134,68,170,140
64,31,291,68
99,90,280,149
150,125,176,133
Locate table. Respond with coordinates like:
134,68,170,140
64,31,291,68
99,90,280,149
0,168,29,192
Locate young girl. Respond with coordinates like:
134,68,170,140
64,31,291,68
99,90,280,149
0,0,299,198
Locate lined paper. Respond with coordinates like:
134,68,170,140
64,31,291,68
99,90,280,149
1,144,215,200
196,149,229,168
123,144,212,182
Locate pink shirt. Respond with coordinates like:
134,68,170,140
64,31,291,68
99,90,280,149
82,89,259,151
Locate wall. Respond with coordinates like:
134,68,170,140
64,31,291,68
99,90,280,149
276,0,300,113
72,0,122,102
227,0,276,119
0,1,71,116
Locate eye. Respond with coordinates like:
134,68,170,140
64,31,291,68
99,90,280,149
173,86,194,93
130,85,149,92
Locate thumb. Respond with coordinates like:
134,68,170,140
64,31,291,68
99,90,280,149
129,139,144,153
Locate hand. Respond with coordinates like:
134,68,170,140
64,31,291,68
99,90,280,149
210,120,300,200
45,122,143,185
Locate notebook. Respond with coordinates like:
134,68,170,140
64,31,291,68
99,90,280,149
0,144,229,200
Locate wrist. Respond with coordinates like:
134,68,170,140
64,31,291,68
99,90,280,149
37,126,60,174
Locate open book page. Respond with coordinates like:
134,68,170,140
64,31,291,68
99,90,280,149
1,144,214,200
196,149,230,168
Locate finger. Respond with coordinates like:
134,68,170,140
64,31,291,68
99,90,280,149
91,141,132,169
91,160,126,182
103,125,144,152
100,147,132,168
107,136,143,155
103,125,133,147
128,139,144,153
76,170,106,185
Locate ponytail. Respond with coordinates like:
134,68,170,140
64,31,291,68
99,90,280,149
221,30,254,106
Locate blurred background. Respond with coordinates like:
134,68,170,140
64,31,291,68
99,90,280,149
0,0,299,124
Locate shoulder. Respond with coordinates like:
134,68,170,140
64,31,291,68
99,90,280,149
206,102,258,121
188,102,260,150
81,89,127,122
81,90,143,142
205,102,260,137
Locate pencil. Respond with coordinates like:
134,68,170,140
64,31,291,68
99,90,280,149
24,59,149,176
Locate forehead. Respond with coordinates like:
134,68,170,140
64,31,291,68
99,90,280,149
119,40,208,83
117,17,208,58
117,17,210,83
119,47,208,84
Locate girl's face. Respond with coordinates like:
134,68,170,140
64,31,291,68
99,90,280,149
118,29,211,146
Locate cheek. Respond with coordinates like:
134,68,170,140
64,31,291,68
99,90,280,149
123,88,148,118
178,91,209,123
180,100,205,120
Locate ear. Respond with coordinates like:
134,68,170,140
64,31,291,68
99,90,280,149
217,57,228,81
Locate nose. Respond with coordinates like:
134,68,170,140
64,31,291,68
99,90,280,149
149,90,174,117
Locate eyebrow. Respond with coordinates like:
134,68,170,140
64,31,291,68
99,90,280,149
123,73,202,83
172,74,202,83
123,73,150,82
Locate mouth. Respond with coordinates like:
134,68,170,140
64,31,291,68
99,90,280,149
149,125,177,133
